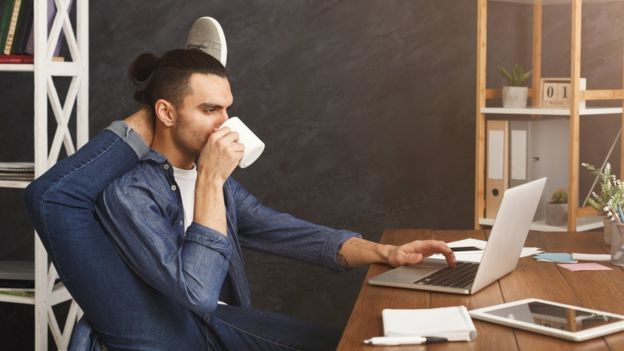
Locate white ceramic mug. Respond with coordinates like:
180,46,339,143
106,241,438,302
219,117,265,168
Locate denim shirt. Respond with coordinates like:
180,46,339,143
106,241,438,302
95,150,361,321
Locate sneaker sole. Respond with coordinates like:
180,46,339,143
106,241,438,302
186,17,227,66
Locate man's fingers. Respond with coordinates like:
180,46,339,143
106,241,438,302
402,240,456,267
407,253,423,264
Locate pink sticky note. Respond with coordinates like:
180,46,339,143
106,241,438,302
558,263,612,272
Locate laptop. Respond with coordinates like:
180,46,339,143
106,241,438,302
368,177,547,295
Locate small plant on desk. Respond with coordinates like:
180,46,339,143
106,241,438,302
545,188,568,226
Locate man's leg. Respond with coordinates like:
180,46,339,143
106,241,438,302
207,305,341,351
25,124,208,351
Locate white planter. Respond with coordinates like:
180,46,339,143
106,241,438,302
502,86,528,108
545,203,567,226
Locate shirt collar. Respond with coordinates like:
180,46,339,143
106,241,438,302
143,149,169,164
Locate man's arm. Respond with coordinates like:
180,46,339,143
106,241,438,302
338,237,456,269
230,178,361,271
97,179,233,318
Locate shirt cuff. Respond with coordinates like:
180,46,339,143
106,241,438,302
106,120,150,159
322,230,362,271
185,222,233,260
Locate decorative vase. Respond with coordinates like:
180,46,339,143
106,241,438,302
610,222,624,266
545,203,567,226
602,218,615,245
502,86,528,108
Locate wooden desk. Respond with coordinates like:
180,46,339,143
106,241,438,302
337,229,624,351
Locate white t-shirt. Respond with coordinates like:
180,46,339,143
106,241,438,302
172,164,197,231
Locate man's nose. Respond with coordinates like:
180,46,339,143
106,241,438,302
217,112,229,128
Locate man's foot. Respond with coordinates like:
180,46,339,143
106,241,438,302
186,17,227,67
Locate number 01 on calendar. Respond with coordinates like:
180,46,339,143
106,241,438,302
540,77,586,108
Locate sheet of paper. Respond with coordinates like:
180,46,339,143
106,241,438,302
534,252,577,263
428,238,541,263
558,263,612,272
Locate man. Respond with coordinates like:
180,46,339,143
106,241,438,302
26,19,455,351
94,46,456,350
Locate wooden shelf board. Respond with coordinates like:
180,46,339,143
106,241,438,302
490,0,624,4
481,107,623,116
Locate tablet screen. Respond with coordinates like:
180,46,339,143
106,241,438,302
483,301,624,332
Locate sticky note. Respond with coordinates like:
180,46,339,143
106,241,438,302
558,263,612,272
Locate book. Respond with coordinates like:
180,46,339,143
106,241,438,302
0,0,15,51
11,0,32,54
382,306,478,342
0,54,64,63
25,0,71,56
0,53,32,63
3,0,22,54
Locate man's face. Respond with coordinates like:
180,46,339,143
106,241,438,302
171,73,233,156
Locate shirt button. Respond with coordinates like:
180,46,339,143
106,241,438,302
179,220,183,226
163,164,170,170
171,185,177,191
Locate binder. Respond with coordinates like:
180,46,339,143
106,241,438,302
509,121,530,188
486,120,509,218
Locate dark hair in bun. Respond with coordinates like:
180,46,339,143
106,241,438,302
128,48,227,109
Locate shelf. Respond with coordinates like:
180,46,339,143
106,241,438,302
0,63,33,72
0,179,31,189
0,290,34,305
479,215,604,232
0,261,70,306
491,0,624,4
0,62,81,76
481,107,623,116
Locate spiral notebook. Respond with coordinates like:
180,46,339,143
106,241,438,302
382,306,478,342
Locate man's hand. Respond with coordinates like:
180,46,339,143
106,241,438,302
193,127,244,236
386,240,456,268
197,127,244,184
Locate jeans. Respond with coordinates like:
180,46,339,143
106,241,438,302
24,128,209,351
24,123,341,351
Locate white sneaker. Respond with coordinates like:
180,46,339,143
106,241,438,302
186,17,227,67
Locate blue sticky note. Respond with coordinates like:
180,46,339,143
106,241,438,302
534,252,577,263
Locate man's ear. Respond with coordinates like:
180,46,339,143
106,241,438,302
154,99,176,127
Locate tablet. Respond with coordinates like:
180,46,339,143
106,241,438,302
469,298,624,342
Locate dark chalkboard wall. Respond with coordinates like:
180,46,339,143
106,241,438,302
1,0,623,349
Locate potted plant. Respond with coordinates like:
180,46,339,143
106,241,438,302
582,162,624,244
499,64,532,108
545,188,568,226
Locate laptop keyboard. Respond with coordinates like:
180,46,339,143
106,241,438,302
414,262,478,289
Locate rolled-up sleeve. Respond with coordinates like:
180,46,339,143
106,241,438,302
229,179,361,271
96,180,231,318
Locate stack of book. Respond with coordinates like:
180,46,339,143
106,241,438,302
0,0,67,64
0,260,34,297
0,162,34,181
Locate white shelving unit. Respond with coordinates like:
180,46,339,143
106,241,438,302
0,0,89,350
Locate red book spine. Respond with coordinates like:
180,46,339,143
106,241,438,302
0,54,33,63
